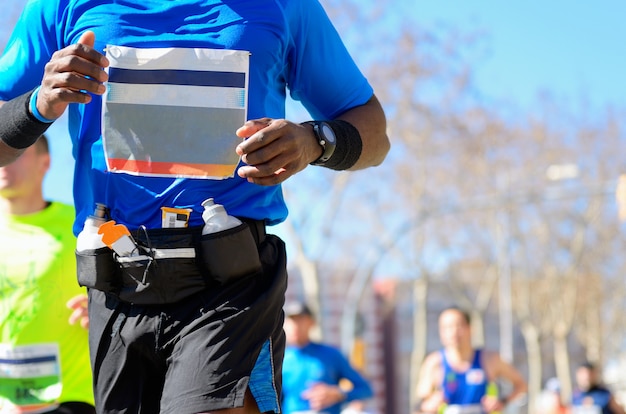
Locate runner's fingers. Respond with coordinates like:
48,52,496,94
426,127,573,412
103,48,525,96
240,137,285,166
237,129,280,156
68,307,88,325
46,71,105,93
238,142,308,185
67,294,89,330
39,86,90,106
236,117,273,139
80,316,90,330
252,169,289,186
237,160,298,186
236,119,296,155
45,54,108,84
51,41,109,69
42,50,108,107
66,294,88,308
39,75,106,108
244,145,304,174
241,128,305,166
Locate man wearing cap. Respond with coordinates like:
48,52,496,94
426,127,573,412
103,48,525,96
281,301,373,414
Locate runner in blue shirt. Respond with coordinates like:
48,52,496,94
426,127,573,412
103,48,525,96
572,362,626,414
281,302,373,414
0,1,390,413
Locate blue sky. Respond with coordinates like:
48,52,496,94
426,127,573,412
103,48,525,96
2,0,624,205
410,1,626,111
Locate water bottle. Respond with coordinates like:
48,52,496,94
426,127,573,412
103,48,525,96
76,203,108,251
201,198,241,235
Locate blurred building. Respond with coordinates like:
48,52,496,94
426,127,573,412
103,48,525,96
285,266,387,414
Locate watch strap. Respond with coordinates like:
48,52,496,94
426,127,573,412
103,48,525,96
303,121,336,165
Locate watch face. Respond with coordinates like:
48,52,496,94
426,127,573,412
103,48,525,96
310,121,337,165
320,123,336,144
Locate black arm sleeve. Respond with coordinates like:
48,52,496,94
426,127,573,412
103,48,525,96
0,89,51,150
323,119,363,171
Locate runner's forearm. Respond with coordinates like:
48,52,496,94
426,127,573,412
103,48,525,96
0,93,51,166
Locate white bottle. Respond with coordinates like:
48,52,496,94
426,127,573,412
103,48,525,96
76,203,108,251
201,198,241,235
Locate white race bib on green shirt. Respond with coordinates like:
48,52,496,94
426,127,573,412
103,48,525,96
0,343,62,413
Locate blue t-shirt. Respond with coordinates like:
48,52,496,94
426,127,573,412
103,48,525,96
0,0,373,235
442,349,489,406
572,386,614,414
282,342,373,414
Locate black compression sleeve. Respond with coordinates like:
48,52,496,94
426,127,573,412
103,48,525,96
323,119,363,171
0,89,51,150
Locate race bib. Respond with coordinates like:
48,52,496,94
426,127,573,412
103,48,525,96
466,369,485,385
572,406,602,414
103,45,250,179
444,405,484,414
0,343,61,413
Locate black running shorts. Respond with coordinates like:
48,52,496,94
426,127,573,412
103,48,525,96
87,233,287,414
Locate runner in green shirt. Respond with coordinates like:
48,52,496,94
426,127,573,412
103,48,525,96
0,135,94,414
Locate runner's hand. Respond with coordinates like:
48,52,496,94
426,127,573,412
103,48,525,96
36,31,109,121
67,294,89,329
235,118,322,186
481,395,505,413
419,390,446,413
300,382,346,411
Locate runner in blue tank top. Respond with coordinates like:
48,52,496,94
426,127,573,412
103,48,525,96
414,307,527,414
441,348,488,406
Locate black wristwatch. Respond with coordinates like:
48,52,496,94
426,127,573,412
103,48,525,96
303,121,337,165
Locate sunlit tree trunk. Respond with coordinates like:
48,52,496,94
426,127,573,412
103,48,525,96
409,277,429,413
520,322,542,414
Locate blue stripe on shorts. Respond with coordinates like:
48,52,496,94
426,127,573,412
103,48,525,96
249,339,280,413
